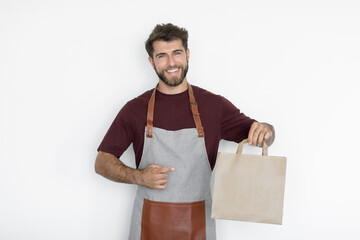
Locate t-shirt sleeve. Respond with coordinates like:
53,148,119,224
97,104,134,158
220,96,256,143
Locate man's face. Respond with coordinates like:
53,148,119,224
149,39,189,87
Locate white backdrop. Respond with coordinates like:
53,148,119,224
1,0,360,239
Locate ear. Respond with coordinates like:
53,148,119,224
186,48,190,61
148,56,155,69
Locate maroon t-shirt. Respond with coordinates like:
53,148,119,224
97,85,256,170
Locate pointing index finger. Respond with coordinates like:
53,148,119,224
160,167,175,173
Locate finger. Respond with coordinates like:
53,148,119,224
252,126,262,147
264,131,271,142
160,167,175,173
154,173,168,180
149,164,162,169
156,179,167,186
155,182,167,190
257,131,265,147
248,122,258,146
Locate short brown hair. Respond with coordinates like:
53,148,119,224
145,23,188,58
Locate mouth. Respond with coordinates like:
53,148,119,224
166,68,180,74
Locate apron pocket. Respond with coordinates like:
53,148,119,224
141,199,206,240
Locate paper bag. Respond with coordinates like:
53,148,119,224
211,139,287,224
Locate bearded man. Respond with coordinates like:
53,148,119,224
95,23,274,240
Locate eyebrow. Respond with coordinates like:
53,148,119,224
155,49,184,58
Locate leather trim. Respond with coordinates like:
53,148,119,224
141,199,206,240
188,84,204,137
146,83,205,138
146,86,156,138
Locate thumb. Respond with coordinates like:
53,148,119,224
149,164,162,169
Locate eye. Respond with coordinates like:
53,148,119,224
157,54,165,59
174,51,182,55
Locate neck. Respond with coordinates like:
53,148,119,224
157,79,189,94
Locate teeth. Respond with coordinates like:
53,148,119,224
167,68,178,73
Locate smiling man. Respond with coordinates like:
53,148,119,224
95,23,275,240
150,39,189,88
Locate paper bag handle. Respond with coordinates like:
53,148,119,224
236,139,268,156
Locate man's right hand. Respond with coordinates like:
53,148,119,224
138,164,175,190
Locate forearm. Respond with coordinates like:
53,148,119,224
95,151,141,184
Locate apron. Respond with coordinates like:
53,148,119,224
128,84,216,240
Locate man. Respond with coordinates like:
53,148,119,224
95,23,274,240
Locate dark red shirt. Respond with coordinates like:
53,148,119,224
97,85,256,170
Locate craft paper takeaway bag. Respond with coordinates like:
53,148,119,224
211,139,287,224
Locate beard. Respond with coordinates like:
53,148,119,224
154,60,189,87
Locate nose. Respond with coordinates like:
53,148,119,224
167,55,176,67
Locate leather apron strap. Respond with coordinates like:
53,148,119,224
146,83,204,138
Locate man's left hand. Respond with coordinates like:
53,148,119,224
248,122,275,147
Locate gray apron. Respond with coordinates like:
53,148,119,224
128,84,216,240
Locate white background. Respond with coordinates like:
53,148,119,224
1,0,359,239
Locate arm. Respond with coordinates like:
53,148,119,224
95,151,141,184
95,151,174,189
218,97,274,147
247,122,275,147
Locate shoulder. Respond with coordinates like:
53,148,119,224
191,85,222,103
190,85,229,121
115,88,154,122
191,84,245,117
191,85,232,109
125,88,153,108
121,88,154,116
